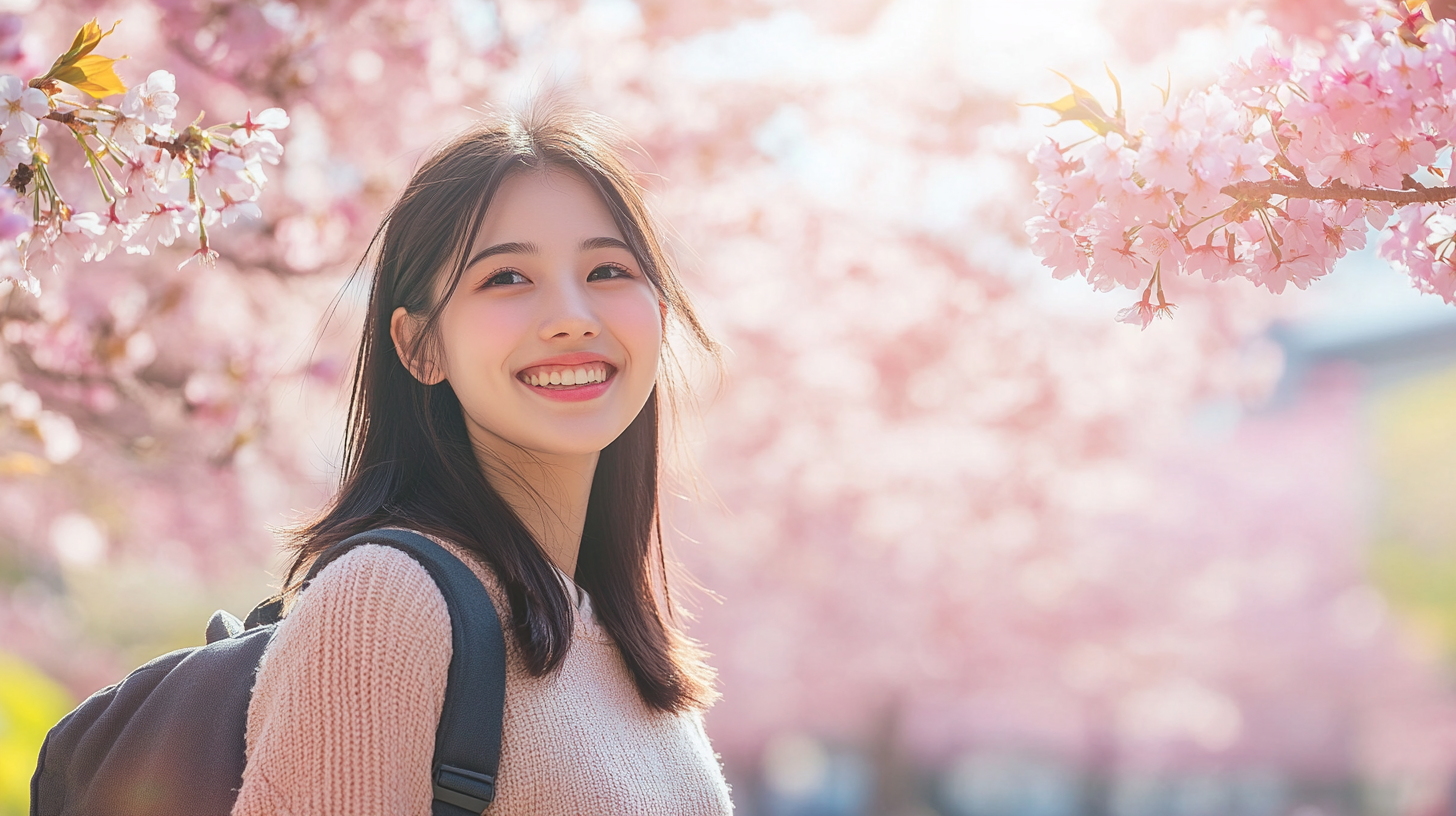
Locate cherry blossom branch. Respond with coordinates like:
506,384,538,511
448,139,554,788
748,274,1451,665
0,18,290,295
1221,178,1456,205
1026,1,1456,325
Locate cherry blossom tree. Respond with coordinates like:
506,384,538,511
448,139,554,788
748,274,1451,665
0,1,1453,815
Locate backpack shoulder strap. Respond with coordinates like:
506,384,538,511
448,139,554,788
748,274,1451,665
306,528,506,815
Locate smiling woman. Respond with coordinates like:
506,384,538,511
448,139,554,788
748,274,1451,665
230,105,732,815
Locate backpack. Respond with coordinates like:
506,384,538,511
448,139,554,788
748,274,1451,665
29,528,507,816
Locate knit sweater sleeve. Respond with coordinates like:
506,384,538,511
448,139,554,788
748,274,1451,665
232,544,453,816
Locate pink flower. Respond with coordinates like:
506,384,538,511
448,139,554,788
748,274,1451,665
1136,138,1193,192
1029,140,1077,181
1114,292,1176,330
1043,169,1099,220
0,133,30,177
236,107,290,140
61,212,110,262
218,199,261,226
122,206,186,255
1026,216,1086,279
1379,39,1436,97
1180,170,1228,220
196,153,257,210
1185,242,1235,282
1140,99,1203,153
1245,250,1328,294
1088,232,1150,292
1226,43,1293,91
1315,140,1374,187
0,74,47,136
1082,132,1134,187
119,70,179,135
1119,185,1177,226
115,149,189,223
1115,297,1155,329
178,243,218,270
1136,225,1186,269
1373,134,1436,177
238,131,283,168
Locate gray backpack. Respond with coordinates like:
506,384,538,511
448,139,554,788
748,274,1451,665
30,528,506,816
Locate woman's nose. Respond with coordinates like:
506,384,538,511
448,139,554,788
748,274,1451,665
538,280,600,340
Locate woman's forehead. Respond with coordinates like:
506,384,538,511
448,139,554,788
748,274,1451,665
473,168,624,249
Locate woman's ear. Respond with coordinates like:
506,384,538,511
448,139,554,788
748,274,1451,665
390,307,445,385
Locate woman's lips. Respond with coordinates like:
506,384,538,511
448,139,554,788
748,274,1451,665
517,364,616,402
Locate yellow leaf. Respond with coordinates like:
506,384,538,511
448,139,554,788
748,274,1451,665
52,54,127,99
53,19,98,67
72,19,104,59
1021,70,1120,137
1022,93,1115,136
43,18,120,84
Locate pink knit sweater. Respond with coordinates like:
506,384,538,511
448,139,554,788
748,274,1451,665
232,537,733,815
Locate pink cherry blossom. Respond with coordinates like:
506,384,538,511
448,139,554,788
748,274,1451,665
0,133,29,177
1115,296,1156,329
118,70,179,135
1026,215,1087,279
0,73,46,135
1137,137,1193,192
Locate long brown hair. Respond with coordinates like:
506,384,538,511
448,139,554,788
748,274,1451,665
287,104,720,712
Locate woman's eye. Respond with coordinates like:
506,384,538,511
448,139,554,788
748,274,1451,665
482,270,527,287
587,263,631,282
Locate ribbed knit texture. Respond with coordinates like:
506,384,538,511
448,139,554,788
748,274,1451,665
232,540,732,816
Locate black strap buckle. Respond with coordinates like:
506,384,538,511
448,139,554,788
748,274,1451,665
433,764,496,813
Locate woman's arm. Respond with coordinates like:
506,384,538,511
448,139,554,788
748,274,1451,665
232,544,453,816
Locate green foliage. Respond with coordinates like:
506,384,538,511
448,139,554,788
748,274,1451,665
1367,364,1456,656
0,654,73,816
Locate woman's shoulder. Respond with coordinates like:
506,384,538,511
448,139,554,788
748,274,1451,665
403,529,512,606
297,530,509,620
240,542,453,815
301,529,502,593
283,542,454,641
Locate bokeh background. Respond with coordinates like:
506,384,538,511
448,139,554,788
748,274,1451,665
4,0,1456,814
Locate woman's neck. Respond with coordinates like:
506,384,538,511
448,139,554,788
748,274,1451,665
469,430,597,579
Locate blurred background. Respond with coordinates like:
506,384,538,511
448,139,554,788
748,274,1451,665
3,0,1456,814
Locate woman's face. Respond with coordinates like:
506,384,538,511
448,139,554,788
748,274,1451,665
398,168,663,459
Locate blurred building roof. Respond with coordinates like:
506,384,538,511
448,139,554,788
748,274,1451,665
1270,241,1456,401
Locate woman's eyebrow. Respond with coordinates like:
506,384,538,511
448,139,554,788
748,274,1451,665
465,241,538,269
580,236,630,252
465,237,629,270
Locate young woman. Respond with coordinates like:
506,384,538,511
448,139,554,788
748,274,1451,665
231,105,733,815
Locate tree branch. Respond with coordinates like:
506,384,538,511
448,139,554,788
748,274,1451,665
1222,177,1456,205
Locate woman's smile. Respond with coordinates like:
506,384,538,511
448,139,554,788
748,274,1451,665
517,352,619,402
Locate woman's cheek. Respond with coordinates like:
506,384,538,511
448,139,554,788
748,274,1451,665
609,288,665,367
441,300,523,386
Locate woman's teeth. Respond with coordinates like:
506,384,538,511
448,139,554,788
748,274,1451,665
524,366,609,387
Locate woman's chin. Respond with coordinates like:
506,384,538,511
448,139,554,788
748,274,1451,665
470,421,631,461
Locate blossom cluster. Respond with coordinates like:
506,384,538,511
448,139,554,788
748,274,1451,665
1027,2,1456,327
0,20,287,296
